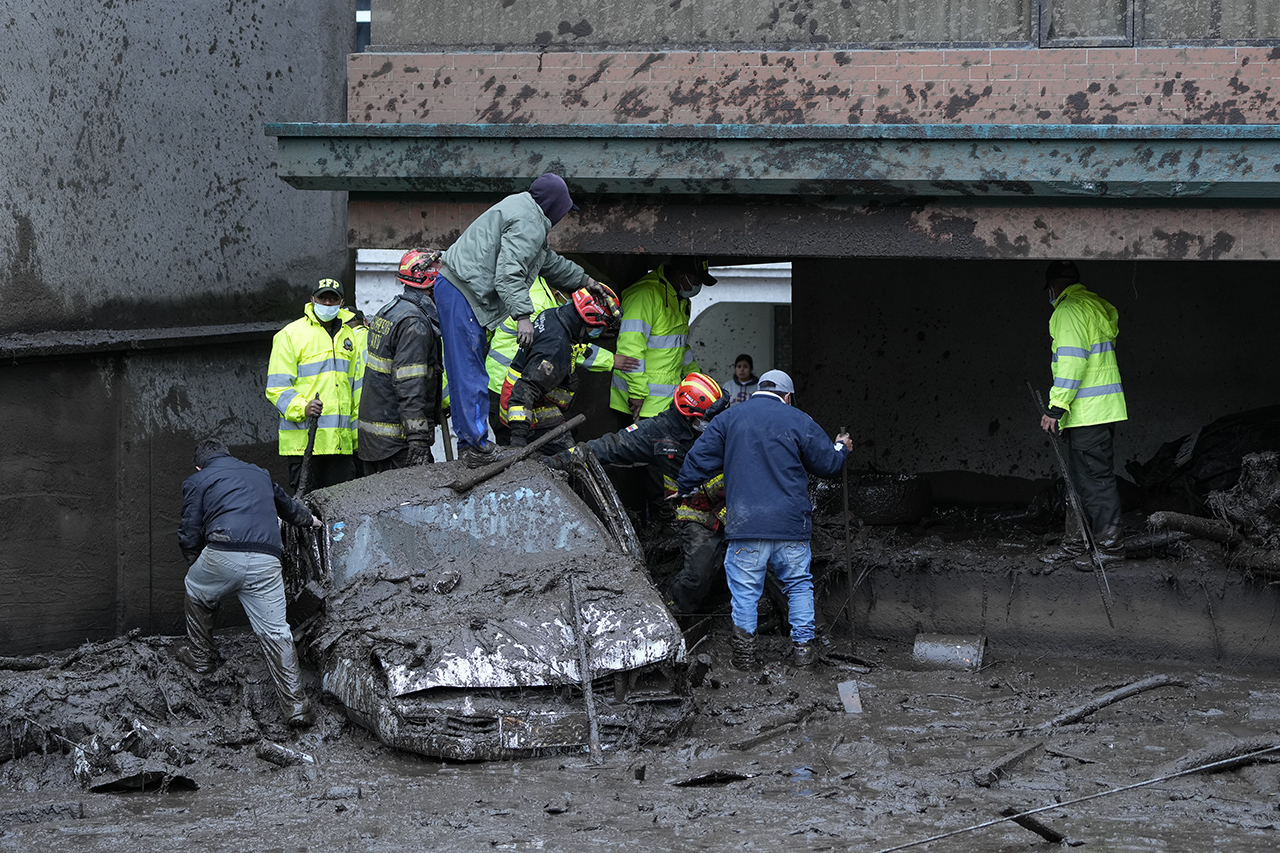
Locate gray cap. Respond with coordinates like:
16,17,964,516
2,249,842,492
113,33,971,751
757,369,794,395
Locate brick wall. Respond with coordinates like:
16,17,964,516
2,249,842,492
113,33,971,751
350,47,1280,126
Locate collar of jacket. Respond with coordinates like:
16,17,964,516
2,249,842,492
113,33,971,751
1052,282,1086,308
400,286,439,320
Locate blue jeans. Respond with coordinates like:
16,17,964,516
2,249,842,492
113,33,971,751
436,274,492,450
724,539,815,643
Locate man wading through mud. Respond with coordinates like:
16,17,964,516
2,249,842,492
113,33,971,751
1038,260,1128,569
435,172,614,468
677,370,851,669
176,439,322,727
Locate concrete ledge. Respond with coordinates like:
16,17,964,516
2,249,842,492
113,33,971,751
0,323,282,363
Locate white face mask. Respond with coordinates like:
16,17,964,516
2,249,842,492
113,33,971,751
679,282,702,299
313,302,341,322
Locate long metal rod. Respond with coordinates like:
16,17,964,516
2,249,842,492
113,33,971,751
874,744,1280,853
839,425,856,654
568,576,603,766
448,414,585,492
1026,381,1115,628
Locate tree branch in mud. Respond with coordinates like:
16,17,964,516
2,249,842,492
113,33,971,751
1158,735,1280,777
1147,511,1240,545
1035,674,1188,730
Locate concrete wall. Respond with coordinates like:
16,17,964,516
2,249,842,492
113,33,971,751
792,258,1280,480
0,2,354,653
1,1,353,334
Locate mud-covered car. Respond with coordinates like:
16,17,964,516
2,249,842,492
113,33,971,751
282,458,691,761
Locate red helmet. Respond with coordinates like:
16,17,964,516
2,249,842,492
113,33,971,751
572,284,621,328
397,249,441,289
674,373,723,417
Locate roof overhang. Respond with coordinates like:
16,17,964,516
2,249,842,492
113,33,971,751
266,122,1280,202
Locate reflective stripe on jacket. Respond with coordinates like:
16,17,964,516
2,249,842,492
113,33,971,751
266,304,360,456
583,406,725,532
359,288,439,462
609,265,699,418
486,278,614,394
1049,283,1128,429
498,302,582,429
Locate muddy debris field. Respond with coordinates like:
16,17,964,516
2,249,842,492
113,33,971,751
3,585,1280,850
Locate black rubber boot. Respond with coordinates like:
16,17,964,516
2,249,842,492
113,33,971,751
175,595,218,674
730,625,759,672
259,632,314,727
1076,523,1126,571
1040,512,1085,565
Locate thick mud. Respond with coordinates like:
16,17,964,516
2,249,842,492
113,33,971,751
3,624,1278,851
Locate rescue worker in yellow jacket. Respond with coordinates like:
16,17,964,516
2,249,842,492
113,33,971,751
485,277,639,443
266,278,361,491
609,257,716,422
1039,260,1128,567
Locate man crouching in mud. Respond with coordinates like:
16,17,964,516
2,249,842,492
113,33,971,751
176,438,322,727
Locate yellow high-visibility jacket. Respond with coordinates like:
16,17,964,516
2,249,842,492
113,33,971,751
1049,283,1128,429
485,278,614,395
266,304,361,455
608,265,698,418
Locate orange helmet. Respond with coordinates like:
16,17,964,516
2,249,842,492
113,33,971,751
674,373,723,417
397,249,441,289
572,283,621,328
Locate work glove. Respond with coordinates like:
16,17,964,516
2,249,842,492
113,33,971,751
516,316,535,349
509,422,531,448
541,453,570,471
406,440,434,466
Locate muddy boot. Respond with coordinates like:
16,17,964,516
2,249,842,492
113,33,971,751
174,596,218,674
1076,523,1126,571
1040,513,1085,566
729,625,759,672
259,632,314,727
791,640,816,668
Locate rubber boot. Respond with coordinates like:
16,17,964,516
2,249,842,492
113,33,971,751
1077,523,1126,571
1039,510,1085,565
259,632,315,727
174,596,218,674
729,625,760,672
791,640,816,668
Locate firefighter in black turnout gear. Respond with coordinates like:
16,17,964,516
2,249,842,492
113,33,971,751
359,249,442,472
499,285,622,454
547,373,732,615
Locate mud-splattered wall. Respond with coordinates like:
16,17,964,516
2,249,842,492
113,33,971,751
348,47,1280,126
793,258,1280,481
0,2,353,653
1,2,353,334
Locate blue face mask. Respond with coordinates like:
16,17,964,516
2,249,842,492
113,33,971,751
587,326,603,339
313,302,341,322
1048,294,1057,308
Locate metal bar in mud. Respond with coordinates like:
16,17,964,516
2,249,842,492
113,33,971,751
580,445,642,557
448,414,586,492
1025,381,1115,628
873,745,1280,853
568,575,603,765
1035,673,1188,730
839,427,856,653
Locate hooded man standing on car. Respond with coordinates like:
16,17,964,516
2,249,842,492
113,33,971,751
435,172,612,468
677,370,851,671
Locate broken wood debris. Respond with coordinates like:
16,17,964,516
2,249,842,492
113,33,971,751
1045,746,1096,764
671,769,756,787
1035,674,1188,730
873,744,1280,853
998,805,1082,846
1158,735,1280,777
256,740,315,767
972,740,1043,787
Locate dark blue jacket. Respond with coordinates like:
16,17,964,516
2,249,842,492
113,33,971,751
677,393,848,541
178,453,313,564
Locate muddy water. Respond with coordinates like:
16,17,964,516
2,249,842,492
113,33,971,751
2,629,1278,852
